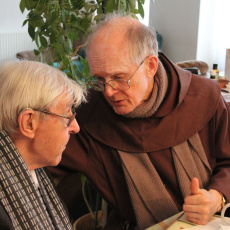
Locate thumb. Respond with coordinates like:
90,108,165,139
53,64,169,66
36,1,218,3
190,177,200,195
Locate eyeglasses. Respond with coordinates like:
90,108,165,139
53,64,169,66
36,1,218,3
19,108,76,127
88,56,149,91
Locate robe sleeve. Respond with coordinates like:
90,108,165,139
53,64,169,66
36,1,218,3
205,95,230,202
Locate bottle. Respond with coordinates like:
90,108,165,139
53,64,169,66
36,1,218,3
210,70,216,79
213,64,219,81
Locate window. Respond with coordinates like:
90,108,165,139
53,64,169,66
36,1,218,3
197,0,230,73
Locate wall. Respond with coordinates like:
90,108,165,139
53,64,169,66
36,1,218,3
197,0,230,72
149,0,200,63
0,0,36,60
0,0,27,33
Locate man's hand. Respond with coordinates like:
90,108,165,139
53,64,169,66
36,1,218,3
183,178,222,225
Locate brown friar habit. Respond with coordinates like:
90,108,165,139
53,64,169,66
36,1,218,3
49,53,230,229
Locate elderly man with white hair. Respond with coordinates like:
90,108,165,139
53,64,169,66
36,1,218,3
0,60,86,229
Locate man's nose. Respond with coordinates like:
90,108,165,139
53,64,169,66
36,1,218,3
69,118,80,134
104,83,118,97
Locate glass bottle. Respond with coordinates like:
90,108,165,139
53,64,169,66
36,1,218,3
213,64,219,81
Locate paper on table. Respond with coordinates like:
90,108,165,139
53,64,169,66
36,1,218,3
183,218,230,230
226,82,230,89
219,225,230,230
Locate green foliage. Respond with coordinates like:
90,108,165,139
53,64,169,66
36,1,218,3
20,0,147,87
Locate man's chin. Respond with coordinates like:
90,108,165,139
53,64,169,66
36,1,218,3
50,155,62,167
113,106,132,115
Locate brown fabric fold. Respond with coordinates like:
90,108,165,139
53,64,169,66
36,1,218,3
172,133,212,197
118,151,179,229
118,133,212,229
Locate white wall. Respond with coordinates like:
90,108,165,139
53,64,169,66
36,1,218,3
197,0,230,72
149,0,200,63
0,0,36,60
0,0,28,33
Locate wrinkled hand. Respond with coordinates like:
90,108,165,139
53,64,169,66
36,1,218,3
183,178,222,225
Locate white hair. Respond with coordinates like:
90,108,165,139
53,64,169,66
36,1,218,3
0,60,87,134
86,13,158,64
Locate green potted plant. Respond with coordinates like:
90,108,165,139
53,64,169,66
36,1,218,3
19,0,146,86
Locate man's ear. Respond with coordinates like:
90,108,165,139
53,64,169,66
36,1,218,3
17,110,38,139
146,55,158,79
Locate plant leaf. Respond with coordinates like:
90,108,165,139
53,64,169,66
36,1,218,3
20,0,26,13
34,49,40,56
106,0,116,13
39,35,48,47
22,19,29,27
63,40,71,54
25,0,38,10
29,14,44,28
28,24,35,40
138,0,145,18
71,0,85,9
139,0,145,4
50,11,58,25
54,43,66,56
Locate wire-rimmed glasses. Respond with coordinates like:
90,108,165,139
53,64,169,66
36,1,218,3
88,56,149,91
19,108,76,127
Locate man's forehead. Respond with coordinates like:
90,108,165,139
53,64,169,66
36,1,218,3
87,31,132,74
52,95,74,108
88,41,129,67
88,53,131,76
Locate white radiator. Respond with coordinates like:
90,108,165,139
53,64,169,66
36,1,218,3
0,32,37,61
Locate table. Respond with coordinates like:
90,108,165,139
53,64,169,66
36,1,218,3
202,73,230,106
146,212,226,230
